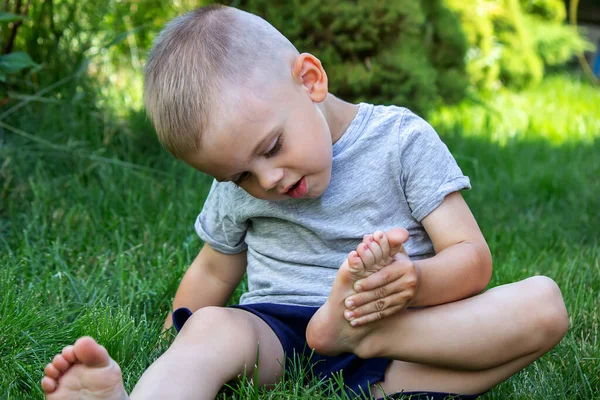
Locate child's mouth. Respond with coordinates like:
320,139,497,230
287,177,307,198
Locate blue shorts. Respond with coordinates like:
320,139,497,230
172,304,483,400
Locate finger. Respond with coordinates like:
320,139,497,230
347,276,404,309
354,261,408,293
347,289,413,320
373,231,391,261
350,304,407,327
351,291,414,319
356,242,375,267
398,243,408,256
386,228,409,253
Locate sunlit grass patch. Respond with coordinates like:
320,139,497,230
431,74,600,145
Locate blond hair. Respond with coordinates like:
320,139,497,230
144,5,298,158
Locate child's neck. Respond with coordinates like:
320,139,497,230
318,93,360,145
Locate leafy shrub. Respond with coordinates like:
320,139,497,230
448,0,588,91
446,0,501,92
519,0,592,70
3,0,590,115
232,0,469,115
519,0,566,22
0,9,39,101
493,0,544,89
527,16,593,67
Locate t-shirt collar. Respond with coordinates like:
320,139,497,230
332,103,374,158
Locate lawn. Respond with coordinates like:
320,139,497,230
1,73,598,399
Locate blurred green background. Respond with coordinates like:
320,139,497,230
1,0,593,114
1,0,599,399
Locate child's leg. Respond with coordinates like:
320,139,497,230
370,340,554,397
308,261,568,394
42,306,284,400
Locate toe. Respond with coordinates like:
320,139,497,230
41,376,57,393
44,363,60,380
52,354,70,372
73,337,111,368
373,231,391,259
367,237,383,264
347,251,364,274
62,345,77,364
357,242,375,269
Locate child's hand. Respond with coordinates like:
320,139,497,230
344,253,420,326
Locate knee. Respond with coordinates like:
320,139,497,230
178,306,247,342
526,276,569,350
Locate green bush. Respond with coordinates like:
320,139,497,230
4,0,589,115
446,0,501,92
519,0,592,70
423,0,470,103
233,0,469,115
447,0,588,92
446,0,545,91
0,8,40,101
493,0,544,89
519,0,566,22
526,16,593,67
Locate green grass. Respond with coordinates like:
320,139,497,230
1,73,599,399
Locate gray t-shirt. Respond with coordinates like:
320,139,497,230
195,104,470,306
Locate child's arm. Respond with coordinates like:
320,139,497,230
409,191,492,306
346,191,492,324
163,244,247,330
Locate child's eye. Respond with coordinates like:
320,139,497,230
233,172,250,186
264,136,283,159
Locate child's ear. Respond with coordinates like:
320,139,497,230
292,53,328,102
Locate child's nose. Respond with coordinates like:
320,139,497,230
256,167,284,191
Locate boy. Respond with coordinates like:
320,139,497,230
41,5,569,400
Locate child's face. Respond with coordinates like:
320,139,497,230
184,75,333,201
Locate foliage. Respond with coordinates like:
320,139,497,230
446,0,545,90
232,0,469,115
520,0,593,72
494,0,545,89
505,0,591,81
2,0,591,115
0,7,39,102
527,15,593,67
0,49,38,81
447,0,589,91
15,1,153,83
446,0,502,92
519,0,566,22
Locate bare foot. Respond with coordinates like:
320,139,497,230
41,337,128,400
306,228,408,357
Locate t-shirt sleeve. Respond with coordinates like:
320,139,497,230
397,110,471,222
194,180,249,254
